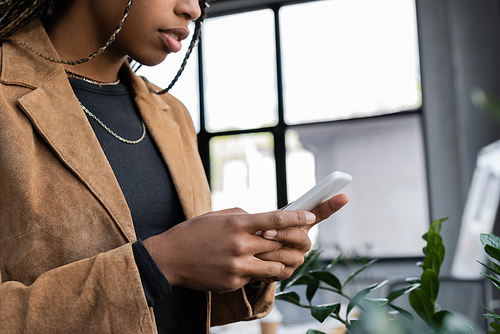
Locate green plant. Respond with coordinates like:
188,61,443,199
471,88,500,121
276,217,473,334
479,233,500,334
405,217,453,332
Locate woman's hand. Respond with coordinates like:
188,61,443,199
255,193,350,282
304,193,350,231
142,208,316,293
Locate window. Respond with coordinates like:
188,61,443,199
138,0,428,259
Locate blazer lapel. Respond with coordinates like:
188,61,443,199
131,83,197,220
16,72,136,243
0,19,136,242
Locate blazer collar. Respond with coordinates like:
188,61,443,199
1,19,63,88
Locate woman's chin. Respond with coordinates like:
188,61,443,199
130,53,170,67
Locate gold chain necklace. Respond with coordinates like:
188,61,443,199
66,70,121,87
80,103,147,145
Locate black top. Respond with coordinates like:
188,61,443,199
69,76,205,334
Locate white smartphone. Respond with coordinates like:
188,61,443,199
284,171,352,212
255,171,352,236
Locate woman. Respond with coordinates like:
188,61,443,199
0,0,349,332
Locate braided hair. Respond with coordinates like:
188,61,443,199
0,0,52,37
157,0,209,94
0,0,210,93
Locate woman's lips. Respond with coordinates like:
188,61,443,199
161,32,182,53
160,29,189,53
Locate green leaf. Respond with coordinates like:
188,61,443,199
306,330,327,334
491,322,500,331
435,244,446,267
311,303,340,323
387,284,419,302
279,273,296,292
475,90,500,120
406,277,421,284
325,253,342,271
409,289,434,327
422,232,428,241
342,258,377,288
280,251,322,291
388,303,414,321
306,278,320,303
478,260,500,276
485,305,497,315
431,310,453,334
483,273,500,288
429,217,448,234
290,274,312,286
421,269,440,303
485,244,500,263
481,233,500,249
280,250,323,291
486,314,500,320
361,297,389,308
346,319,360,331
309,270,342,290
423,251,441,275
427,233,443,253
488,330,500,334
370,279,389,292
347,289,372,316
346,280,388,317
479,233,500,249
423,246,428,256
492,261,500,273
427,234,445,266
491,279,500,290
300,250,323,274
275,291,300,304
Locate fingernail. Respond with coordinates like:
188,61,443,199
306,212,316,223
263,229,277,238
282,264,285,270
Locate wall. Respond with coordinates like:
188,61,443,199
417,0,500,274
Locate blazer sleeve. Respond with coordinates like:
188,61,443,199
210,282,276,326
0,243,157,333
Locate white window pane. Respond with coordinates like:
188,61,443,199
136,22,200,132
286,130,320,247
281,0,421,124
210,133,277,213
203,10,278,132
287,114,429,257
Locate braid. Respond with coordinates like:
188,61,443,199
0,0,52,37
156,0,210,94
0,0,134,65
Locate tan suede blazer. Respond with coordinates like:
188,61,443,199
0,19,274,333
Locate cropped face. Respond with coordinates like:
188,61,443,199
89,0,202,66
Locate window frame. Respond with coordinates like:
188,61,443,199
195,0,426,260
198,0,426,208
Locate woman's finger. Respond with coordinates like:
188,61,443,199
310,193,349,225
242,210,316,234
261,228,311,252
